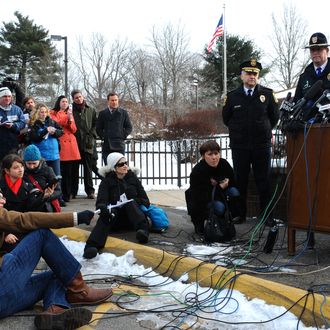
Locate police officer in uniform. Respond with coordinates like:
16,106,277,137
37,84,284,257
294,32,330,122
222,59,279,224
294,32,330,248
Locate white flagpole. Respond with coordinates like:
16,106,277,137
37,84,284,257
223,3,227,97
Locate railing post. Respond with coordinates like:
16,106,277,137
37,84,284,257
177,141,182,187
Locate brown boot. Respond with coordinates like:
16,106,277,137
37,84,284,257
66,271,113,305
34,305,92,330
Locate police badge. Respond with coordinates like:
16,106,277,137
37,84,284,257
260,95,265,103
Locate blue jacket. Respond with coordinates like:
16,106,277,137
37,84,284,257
0,104,25,160
28,117,63,161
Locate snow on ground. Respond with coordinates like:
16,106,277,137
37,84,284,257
61,237,316,330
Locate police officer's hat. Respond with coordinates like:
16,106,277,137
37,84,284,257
305,32,330,48
239,59,262,74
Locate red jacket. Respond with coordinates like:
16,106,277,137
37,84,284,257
50,109,81,161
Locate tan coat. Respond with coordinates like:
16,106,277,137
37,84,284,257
0,208,74,266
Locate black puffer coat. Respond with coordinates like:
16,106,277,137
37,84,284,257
24,159,61,210
96,170,150,211
187,158,236,220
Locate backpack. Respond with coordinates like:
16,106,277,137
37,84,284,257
204,187,236,243
140,204,169,232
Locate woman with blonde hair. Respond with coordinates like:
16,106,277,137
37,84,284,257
28,103,63,182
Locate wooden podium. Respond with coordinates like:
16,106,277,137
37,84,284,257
286,124,330,254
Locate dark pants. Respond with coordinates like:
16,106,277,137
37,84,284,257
232,147,272,218
72,151,94,196
85,201,149,250
61,160,79,200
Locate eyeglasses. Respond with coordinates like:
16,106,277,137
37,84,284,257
116,161,128,168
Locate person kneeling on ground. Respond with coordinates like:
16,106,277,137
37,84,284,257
186,140,244,235
83,152,150,259
0,192,113,330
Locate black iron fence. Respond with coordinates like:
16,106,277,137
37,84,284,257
86,133,287,219
89,132,286,188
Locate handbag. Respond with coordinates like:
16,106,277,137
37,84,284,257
204,186,236,243
27,174,61,213
140,204,169,232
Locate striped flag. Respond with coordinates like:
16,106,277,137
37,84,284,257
207,14,224,53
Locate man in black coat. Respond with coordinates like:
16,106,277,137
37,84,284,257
222,59,279,224
96,92,132,164
186,140,242,234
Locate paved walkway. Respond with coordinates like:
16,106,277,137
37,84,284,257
63,189,187,213
147,189,186,208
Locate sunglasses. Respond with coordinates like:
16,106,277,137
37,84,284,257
116,161,128,168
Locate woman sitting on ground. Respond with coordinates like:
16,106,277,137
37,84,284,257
83,152,150,259
23,144,62,213
0,192,112,330
186,140,243,235
0,153,48,252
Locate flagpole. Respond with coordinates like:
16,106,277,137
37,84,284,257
223,3,227,97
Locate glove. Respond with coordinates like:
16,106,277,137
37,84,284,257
98,205,109,218
77,210,94,225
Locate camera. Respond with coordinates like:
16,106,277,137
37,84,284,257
44,177,61,189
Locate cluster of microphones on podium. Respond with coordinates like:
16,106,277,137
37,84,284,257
279,79,330,132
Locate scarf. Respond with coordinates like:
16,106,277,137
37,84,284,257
5,173,23,195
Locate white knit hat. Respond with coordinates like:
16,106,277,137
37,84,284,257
107,152,125,171
0,87,12,98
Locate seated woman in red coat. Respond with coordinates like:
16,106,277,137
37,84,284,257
186,140,243,235
83,152,150,259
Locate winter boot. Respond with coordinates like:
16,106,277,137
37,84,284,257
34,305,92,330
66,272,113,305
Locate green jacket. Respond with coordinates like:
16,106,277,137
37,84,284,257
72,103,97,154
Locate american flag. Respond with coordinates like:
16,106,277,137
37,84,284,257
207,14,224,53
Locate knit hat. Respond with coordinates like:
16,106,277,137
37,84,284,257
0,87,12,98
23,145,41,161
107,152,125,171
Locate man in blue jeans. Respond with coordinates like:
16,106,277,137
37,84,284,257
0,193,112,330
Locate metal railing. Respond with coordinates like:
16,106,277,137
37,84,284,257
86,132,286,189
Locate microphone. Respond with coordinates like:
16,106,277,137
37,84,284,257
312,89,330,108
292,80,323,118
279,92,293,112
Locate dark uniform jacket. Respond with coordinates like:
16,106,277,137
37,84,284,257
293,59,330,120
294,59,330,102
187,158,237,221
96,107,132,154
96,169,150,212
222,84,279,149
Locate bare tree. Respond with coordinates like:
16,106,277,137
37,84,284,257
71,33,133,109
126,48,154,106
268,4,309,90
149,22,196,121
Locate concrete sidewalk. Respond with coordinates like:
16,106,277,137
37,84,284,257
64,189,187,213
147,189,186,208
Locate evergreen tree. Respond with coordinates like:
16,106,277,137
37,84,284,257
0,11,61,97
200,35,264,99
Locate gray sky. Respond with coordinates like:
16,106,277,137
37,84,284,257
2,0,329,54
